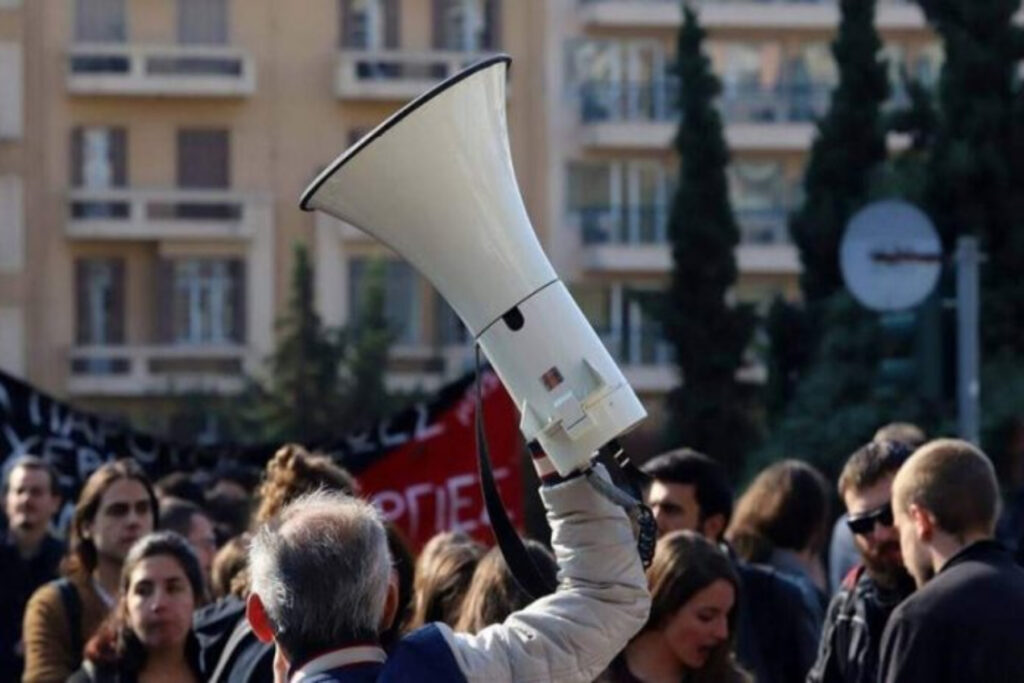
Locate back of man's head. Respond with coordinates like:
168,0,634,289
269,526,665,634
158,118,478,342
249,490,392,661
893,438,1000,537
642,449,733,526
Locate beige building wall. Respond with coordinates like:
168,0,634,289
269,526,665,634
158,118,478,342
3,0,936,439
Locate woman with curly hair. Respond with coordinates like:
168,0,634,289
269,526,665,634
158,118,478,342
68,532,204,683
603,531,749,683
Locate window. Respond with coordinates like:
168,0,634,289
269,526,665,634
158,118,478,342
349,258,421,345
70,126,129,219
75,258,125,345
165,259,245,344
436,295,469,345
434,0,500,51
74,0,126,42
729,161,789,244
340,0,399,49
177,129,229,189
0,43,22,140
568,160,670,245
178,0,228,45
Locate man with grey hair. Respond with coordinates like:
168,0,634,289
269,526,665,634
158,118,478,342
877,438,1024,682
247,455,650,682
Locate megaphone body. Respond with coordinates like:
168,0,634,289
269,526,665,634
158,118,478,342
301,56,646,476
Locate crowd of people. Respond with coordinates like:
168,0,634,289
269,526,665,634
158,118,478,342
2,422,1024,682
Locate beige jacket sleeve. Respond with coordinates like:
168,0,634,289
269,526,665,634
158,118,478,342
439,464,651,683
21,582,74,683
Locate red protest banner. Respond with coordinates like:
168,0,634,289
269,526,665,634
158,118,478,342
355,370,524,551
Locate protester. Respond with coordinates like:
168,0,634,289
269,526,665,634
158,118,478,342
246,455,649,681
0,456,64,680
154,472,205,507
453,539,557,634
193,444,360,683
602,531,749,683
67,532,203,682
807,440,915,683
828,423,927,592
726,459,831,623
878,438,1024,682
406,531,484,631
209,533,250,601
158,498,217,593
22,459,157,683
642,449,819,683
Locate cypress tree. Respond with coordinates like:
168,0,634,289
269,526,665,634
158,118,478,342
661,7,758,477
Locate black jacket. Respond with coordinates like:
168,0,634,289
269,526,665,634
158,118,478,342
0,531,63,681
193,595,274,683
806,565,913,683
877,540,1024,683
734,557,819,683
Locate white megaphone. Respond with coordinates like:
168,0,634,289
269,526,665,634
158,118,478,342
300,55,646,476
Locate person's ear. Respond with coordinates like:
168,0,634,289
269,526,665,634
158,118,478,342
246,593,276,644
378,572,399,633
700,513,727,542
908,504,934,542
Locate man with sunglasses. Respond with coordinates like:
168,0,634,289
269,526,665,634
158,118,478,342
807,440,915,683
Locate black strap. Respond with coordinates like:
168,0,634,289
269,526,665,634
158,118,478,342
474,346,558,599
56,578,83,665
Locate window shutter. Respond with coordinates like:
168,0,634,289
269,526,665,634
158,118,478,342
70,127,83,188
155,259,174,343
108,258,125,343
432,0,446,49
75,260,91,345
340,0,355,48
384,0,399,49
177,129,229,189
229,258,246,343
110,128,127,187
485,0,501,50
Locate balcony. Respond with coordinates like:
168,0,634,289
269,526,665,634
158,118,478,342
577,0,925,31
577,80,830,151
66,188,267,241
66,43,256,97
597,326,676,393
335,50,496,100
67,344,248,396
573,205,800,275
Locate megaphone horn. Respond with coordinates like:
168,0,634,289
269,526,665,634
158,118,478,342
300,55,646,476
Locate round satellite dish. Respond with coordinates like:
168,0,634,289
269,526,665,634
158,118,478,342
840,200,942,312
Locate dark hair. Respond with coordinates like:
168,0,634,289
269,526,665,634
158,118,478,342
381,523,415,648
3,455,62,497
454,539,558,634
155,472,205,506
873,422,926,449
210,533,250,600
407,532,483,630
838,440,913,498
894,438,1001,536
643,531,745,682
83,532,203,675
727,460,830,560
159,498,208,538
66,460,159,575
642,449,734,526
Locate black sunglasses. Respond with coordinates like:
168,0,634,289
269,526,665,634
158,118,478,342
846,502,894,536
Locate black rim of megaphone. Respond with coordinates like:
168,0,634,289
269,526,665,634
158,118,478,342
299,53,513,211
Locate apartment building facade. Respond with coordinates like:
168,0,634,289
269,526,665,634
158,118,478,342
0,0,936,438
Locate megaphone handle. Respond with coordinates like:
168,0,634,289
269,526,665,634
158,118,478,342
474,345,560,600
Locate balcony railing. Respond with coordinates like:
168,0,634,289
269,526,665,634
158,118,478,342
597,325,674,367
67,43,256,96
578,79,832,124
67,188,265,240
335,49,497,99
572,205,791,246
68,344,248,396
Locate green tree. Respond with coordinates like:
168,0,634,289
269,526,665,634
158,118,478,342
660,7,758,478
789,0,890,303
340,258,396,428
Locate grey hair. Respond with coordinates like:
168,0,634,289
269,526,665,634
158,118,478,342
248,489,392,659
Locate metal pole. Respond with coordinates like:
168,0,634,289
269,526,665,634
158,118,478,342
956,237,980,445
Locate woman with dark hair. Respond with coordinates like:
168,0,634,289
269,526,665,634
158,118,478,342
454,539,558,634
603,531,749,683
725,459,830,625
23,459,158,683
68,531,204,683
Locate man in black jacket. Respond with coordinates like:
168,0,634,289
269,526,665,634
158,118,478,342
878,438,1024,683
807,440,915,683
643,450,819,683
